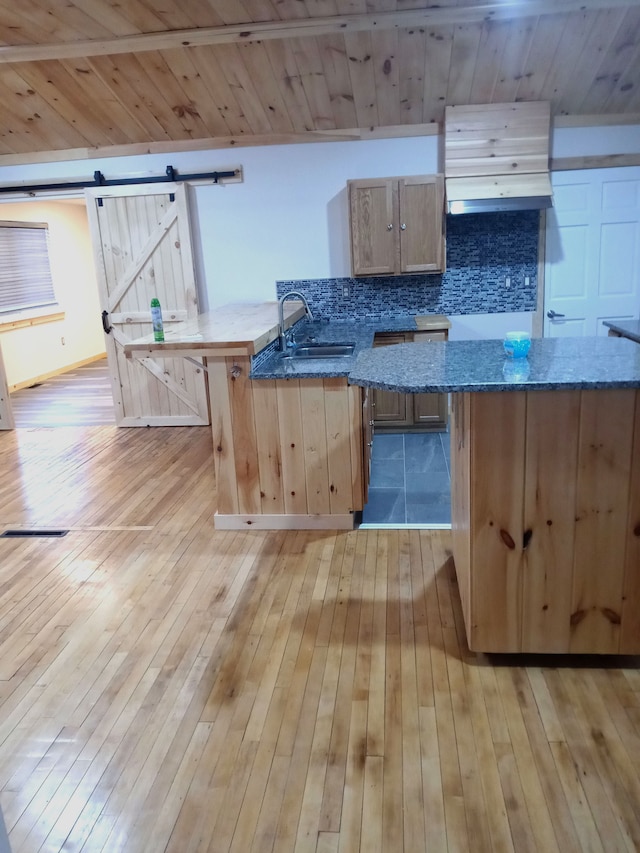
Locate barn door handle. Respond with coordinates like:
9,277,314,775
101,310,112,334
547,310,565,319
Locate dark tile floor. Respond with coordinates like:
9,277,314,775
360,431,451,526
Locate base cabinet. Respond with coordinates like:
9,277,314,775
209,357,365,529
372,330,448,432
451,389,640,654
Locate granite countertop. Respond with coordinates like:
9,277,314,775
603,319,640,344
349,336,640,392
250,315,438,379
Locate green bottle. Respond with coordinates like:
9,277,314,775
150,297,164,342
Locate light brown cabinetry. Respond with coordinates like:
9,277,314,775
372,330,448,432
348,175,445,276
451,388,640,654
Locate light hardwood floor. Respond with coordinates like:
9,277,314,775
10,360,115,428
1,425,640,852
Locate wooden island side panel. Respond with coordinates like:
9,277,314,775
451,388,640,655
210,356,364,529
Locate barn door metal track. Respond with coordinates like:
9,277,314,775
0,165,239,195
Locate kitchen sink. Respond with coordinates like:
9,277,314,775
283,342,355,359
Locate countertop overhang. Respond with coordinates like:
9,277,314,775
603,319,640,344
124,301,306,359
349,336,640,393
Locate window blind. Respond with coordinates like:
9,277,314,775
0,221,57,314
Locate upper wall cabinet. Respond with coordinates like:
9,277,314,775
348,175,445,277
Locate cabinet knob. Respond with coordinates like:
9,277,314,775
387,223,393,231
400,223,406,230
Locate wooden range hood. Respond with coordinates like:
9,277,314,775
444,101,552,214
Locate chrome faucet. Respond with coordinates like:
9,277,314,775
278,290,314,351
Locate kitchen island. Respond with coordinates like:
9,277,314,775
350,336,640,655
125,300,368,530
125,301,447,531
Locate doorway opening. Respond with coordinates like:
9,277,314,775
10,358,114,428
0,196,111,428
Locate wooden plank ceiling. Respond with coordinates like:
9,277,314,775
0,0,639,163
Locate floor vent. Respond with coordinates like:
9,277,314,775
1,529,69,538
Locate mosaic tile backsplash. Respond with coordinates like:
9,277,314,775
277,210,539,320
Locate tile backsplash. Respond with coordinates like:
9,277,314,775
278,210,539,320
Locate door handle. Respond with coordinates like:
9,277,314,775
547,310,566,319
101,310,112,334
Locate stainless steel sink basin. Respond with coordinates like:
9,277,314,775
283,343,355,359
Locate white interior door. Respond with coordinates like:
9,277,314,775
85,183,209,427
544,167,640,337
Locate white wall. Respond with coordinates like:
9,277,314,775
551,124,640,158
0,200,104,387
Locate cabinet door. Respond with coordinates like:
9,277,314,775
399,176,445,273
413,330,448,429
371,333,411,428
349,179,398,276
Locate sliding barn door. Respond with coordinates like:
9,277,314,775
85,183,209,427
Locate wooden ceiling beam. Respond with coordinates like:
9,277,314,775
0,0,636,64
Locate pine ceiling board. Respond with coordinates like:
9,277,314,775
263,39,316,132
344,31,379,128
334,0,369,13
88,54,175,141
147,47,222,139
207,0,254,25
579,6,640,114
446,23,482,107
126,0,211,31
158,48,245,138
537,10,596,106
290,36,336,130
304,0,341,16
397,27,427,125
606,40,640,113
233,41,296,133
513,13,569,104
0,111,31,153
54,0,146,38
12,60,132,148
371,29,400,127
241,0,282,21
135,50,215,139
317,33,359,128
214,43,277,134
66,56,165,143
0,67,89,151
554,9,628,115
422,26,454,124
166,0,228,28
0,2,87,43
105,2,183,34
189,46,254,137
491,16,537,104
468,20,511,104
0,8,57,46
274,0,311,19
